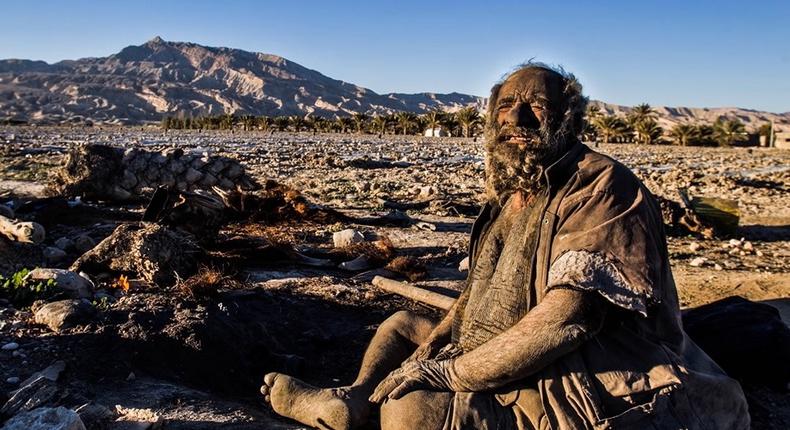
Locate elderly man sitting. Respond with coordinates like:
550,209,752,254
260,63,750,430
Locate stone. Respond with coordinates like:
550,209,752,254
54,237,74,251
33,299,95,332
333,229,366,248
75,403,114,428
1,376,59,416
689,257,706,267
689,242,701,252
18,361,66,388
43,246,68,264
1,406,86,430
70,223,202,287
73,235,96,253
0,204,14,218
2,342,19,351
742,241,754,251
339,256,372,271
728,238,742,247
26,269,93,299
184,167,203,184
458,256,470,272
6,376,19,384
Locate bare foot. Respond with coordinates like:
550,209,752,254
261,372,370,430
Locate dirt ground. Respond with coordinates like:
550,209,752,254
0,127,788,429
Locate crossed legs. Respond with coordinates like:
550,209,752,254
261,310,452,430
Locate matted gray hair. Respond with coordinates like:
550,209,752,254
486,61,588,139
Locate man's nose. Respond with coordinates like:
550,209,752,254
504,101,540,129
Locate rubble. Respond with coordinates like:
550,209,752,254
70,222,203,287
49,144,259,201
333,229,366,248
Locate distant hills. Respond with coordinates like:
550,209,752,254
1,37,788,128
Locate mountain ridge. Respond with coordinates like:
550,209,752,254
1,37,788,128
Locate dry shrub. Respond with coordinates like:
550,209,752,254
331,236,395,266
385,256,428,282
177,266,240,299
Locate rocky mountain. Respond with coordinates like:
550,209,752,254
1,37,788,128
0,37,484,125
589,101,790,131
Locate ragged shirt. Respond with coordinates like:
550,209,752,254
446,140,749,430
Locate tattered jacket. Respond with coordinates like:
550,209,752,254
467,141,750,429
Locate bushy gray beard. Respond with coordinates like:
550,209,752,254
484,122,566,205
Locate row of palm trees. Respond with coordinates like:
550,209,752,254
161,103,755,147
585,104,751,147
160,107,484,137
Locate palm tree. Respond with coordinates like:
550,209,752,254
585,105,602,122
713,118,748,147
421,109,445,136
288,115,307,132
669,123,698,146
456,107,482,138
628,103,657,126
634,119,663,145
352,113,369,134
591,115,627,144
219,113,236,130
441,114,459,137
335,116,353,133
240,115,256,131
256,116,272,132
371,115,390,137
272,116,290,132
395,112,418,135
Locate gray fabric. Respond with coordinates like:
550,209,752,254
452,191,547,352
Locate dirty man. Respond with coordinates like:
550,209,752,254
260,64,751,429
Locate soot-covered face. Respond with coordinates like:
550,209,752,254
484,67,570,204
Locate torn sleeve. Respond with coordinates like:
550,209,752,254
547,184,668,317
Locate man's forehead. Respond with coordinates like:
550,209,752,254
498,68,563,98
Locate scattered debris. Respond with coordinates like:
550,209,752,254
0,214,45,244
333,229,366,248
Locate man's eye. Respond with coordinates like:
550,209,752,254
531,104,545,111
497,104,511,111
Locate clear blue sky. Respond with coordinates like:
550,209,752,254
3,0,789,112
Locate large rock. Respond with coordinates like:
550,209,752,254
33,299,95,332
1,406,85,430
70,222,203,287
332,229,365,248
25,269,93,299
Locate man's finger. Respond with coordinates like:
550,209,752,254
388,378,419,400
370,374,401,403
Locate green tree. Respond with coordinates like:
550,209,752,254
669,123,698,146
273,116,290,132
335,116,353,133
456,107,482,138
713,118,748,147
591,115,627,144
352,113,369,134
628,103,657,127
395,112,418,135
634,119,663,144
422,109,445,136
372,115,390,137
289,115,307,132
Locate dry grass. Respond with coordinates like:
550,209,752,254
385,256,428,282
176,266,241,299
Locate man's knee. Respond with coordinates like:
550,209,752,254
380,390,453,430
377,310,434,340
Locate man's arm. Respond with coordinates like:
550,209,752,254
450,287,606,391
404,291,464,362
371,287,606,401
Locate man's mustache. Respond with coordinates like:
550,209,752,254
495,126,542,144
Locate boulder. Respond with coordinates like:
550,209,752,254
1,406,85,430
333,229,366,248
25,269,93,299
33,299,95,332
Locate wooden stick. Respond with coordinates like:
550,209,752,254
0,215,45,244
372,276,455,311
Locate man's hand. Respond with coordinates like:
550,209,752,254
369,359,464,403
402,340,442,364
